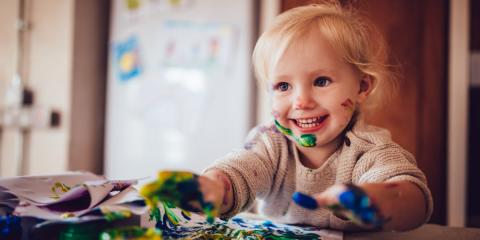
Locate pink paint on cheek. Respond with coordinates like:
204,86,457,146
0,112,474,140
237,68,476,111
271,110,280,119
341,98,355,112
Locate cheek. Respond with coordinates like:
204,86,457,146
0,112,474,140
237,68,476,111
271,110,280,119
340,98,355,112
271,97,289,118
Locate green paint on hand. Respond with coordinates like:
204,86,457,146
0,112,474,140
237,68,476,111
274,120,316,147
140,171,218,224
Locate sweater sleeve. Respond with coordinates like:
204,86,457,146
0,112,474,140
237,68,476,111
352,144,434,224
203,125,282,218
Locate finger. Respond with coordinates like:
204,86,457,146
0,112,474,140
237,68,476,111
292,192,318,209
314,184,348,207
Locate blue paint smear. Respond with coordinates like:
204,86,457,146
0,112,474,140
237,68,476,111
292,192,318,209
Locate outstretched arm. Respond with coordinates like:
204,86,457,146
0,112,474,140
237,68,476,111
201,170,234,215
314,181,427,231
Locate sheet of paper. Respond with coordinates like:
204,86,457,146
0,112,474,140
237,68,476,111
0,172,103,204
0,172,145,220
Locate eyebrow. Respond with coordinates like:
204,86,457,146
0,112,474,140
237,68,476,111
273,68,337,81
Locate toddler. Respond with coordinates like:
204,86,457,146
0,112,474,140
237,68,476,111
198,3,432,231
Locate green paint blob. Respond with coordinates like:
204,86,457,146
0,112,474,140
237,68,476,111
274,120,316,147
140,171,218,224
100,226,162,240
100,208,132,222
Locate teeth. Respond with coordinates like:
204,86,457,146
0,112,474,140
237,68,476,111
298,122,320,128
295,116,326,128
297,117,320,124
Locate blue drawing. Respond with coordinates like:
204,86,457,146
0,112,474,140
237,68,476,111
114,36,142,82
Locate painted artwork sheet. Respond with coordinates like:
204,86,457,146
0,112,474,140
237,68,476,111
144,202,343,240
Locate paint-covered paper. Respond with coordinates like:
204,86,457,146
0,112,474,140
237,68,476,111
146,202,343,240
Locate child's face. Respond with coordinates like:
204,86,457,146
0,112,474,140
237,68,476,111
270,29,369,149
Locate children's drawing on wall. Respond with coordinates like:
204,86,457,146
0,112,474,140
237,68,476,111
123,0,195,20
150,0,195,10
113,35,143,83
125,0,142,11
160,20,235,72
120,20,237,167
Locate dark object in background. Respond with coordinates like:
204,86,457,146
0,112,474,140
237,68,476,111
467,87,480,227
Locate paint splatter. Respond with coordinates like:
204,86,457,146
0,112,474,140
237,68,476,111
100,226,162,240
60,212,75,219
385,183,398,189
0,215,22,239
243,140,256,150
271,110,281,119
149,203,322,239
50,182,71,199
100,207,132,222
244,125,281,150
140,171,218,224
384,183,402,199
274,120,316,147
341,99,355,112
335,184,385,227
292,192,318,209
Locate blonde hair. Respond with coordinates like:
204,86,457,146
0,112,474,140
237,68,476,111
252,3,397,110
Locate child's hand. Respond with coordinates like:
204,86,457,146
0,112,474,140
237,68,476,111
293,184,387,228
294,181,427,231
315,184,386,228
197,174,226,215
139,171,222,223
202,170,234,215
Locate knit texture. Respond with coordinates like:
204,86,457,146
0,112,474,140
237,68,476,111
205,120,433,231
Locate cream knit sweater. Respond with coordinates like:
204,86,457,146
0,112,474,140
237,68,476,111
206,120,433,231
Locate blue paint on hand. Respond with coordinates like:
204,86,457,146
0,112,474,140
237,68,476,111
338,191,355,209
339,184,384,227
292,192,318,209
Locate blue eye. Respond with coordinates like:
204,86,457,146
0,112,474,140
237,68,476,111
274,82,290,92
314,77,331,87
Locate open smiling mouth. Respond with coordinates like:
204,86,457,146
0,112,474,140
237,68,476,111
292,115,329,129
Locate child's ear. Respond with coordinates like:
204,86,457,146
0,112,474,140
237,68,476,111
357,76,373,103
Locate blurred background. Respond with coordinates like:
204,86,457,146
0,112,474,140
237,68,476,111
0,0,478,229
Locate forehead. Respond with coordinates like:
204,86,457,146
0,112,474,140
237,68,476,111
273,28,348,78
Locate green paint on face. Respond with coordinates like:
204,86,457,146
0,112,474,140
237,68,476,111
140,171,218,224
274,120,316,147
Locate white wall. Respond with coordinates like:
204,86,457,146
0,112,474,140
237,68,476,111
0,0,74,176
0,0,22,176
256,0,280,125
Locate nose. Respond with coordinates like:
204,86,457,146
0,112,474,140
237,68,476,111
293,88,316,110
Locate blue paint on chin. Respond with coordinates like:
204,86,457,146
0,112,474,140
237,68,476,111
292,192,318,209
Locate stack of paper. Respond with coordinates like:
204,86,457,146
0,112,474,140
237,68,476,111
0,172,146,220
